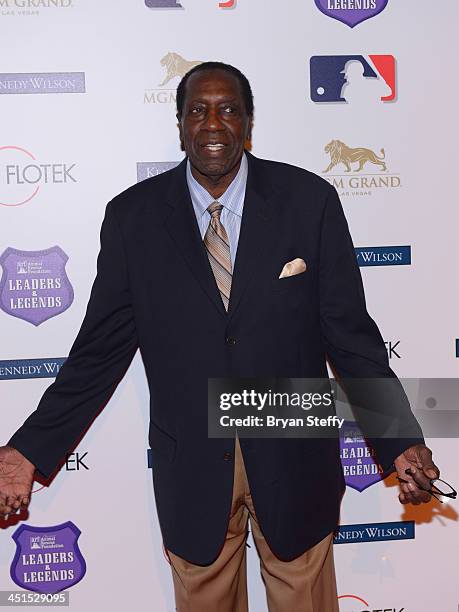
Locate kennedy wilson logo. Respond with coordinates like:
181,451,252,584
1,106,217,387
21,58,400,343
137,161,179,182
321,140,400,198
144,53,201,104
0,73,85,94
310,55,396,103
314,0,389,28
0,0,73,16
334,521,415,544
0,146,77,207
0,358,66,380
355,246,411,267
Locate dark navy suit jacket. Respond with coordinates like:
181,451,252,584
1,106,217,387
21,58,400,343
8,151,424,564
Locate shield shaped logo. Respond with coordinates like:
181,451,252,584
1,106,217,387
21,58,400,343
0,246,74,326
339,421,383,491
314,0,389,28
10,521,86,593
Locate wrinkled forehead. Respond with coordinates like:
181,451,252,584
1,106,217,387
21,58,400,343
184,69,245,105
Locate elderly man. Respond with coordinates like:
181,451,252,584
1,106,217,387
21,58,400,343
1,62,439,611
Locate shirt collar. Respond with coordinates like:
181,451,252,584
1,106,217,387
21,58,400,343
186,152,248,218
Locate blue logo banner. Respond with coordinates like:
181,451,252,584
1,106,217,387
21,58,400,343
355,245,411,267
0,358,66,380
334,521,415,544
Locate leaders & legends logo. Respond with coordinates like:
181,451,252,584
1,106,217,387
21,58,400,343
0,246,74,325
10,522,86,593
314,0,389,28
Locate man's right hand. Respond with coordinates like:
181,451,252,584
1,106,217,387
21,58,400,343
0,446,35,519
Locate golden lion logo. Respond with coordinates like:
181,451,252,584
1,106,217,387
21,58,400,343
324,140,387,173
159,52,202,87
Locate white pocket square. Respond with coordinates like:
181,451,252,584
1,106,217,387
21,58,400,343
278,258,307,279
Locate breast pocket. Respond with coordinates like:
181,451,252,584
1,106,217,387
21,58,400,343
272,271,309,294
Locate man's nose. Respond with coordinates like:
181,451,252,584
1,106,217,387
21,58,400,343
202,108,224,130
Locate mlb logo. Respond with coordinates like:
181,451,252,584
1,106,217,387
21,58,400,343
310,55,396,103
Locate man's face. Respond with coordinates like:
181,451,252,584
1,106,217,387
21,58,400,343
178,69,252,180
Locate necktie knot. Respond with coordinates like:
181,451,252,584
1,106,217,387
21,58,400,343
207,201,223,218
203,200,231,311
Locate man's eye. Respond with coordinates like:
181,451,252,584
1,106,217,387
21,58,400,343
223,106,236,114
191,106,204,114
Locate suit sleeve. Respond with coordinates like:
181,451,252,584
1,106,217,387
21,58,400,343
318,185,424,472
7,201,139,479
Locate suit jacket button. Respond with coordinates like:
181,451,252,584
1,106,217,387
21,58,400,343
223,452,232,461
225,336,237,345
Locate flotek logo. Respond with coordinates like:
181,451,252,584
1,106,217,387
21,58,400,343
0,146,77,207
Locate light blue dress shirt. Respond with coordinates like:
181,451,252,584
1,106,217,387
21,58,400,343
186,153,248,271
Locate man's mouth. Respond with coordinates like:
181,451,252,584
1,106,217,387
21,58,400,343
202,143,227,152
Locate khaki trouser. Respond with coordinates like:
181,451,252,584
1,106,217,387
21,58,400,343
167,438,339,612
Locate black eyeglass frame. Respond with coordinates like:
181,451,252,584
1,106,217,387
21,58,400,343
396,469,457,504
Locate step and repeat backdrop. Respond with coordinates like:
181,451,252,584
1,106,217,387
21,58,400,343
1,1,458,610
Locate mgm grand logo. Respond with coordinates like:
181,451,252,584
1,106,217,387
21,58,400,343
321,139,401,197
144,52,202,104
0,0,73,16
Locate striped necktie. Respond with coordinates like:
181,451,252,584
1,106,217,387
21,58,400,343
203,201,232,311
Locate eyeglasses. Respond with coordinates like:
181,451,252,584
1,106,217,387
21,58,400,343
397,469,457,503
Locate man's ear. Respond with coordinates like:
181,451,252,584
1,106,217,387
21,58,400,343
177,114,185,151
245,116,253,151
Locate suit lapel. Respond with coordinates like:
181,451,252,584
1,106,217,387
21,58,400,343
162,158,228,317
161,152,277,320
227,151,276,322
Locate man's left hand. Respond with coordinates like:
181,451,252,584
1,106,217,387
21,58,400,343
394,444,440,505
